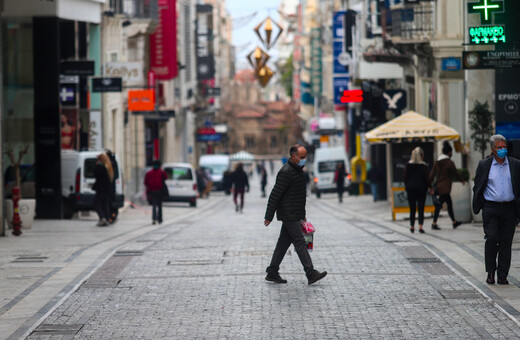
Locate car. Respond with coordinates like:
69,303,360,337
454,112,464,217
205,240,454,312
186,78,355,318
61,150,124,219
312,146,351,198
162,162,197,207
198,154,231,191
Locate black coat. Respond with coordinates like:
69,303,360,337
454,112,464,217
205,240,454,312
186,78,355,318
265,161,306,222
231,169,249,190
404,163,429,192
472,156,520,217
92,163,111,194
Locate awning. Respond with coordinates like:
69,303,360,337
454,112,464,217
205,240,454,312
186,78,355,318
230,150,255,161
365,111,460,143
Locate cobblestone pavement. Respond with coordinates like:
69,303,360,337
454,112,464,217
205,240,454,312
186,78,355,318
15,181,520,339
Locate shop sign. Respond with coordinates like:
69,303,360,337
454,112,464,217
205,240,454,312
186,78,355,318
60,60,95,76
92,77,122,92
469,25,506,44
468,0,504,25
104,62,143,84
463,51,520,69
341,90,363,103
150,0,178,80
127,90,155,111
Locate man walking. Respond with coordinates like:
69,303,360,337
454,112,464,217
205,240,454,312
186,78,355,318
264,144,327,285
473,135,520,285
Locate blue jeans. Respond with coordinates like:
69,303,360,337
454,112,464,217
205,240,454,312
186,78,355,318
370,183,378,201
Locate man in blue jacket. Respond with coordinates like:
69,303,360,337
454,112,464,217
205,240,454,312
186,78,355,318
264,144,327,285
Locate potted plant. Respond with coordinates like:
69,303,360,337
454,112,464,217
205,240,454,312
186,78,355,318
3,144,36,230
468,101,494,222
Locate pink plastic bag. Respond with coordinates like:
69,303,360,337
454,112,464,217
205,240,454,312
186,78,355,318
301,220,315,234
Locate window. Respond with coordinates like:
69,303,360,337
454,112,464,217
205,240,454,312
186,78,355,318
270,136,277,149
245,135,255,150
164,167,193,180
84,159,98,178
318,160,344,173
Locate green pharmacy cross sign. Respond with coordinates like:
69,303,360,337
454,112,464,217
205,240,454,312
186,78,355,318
469,26,506,44
468,0,504,24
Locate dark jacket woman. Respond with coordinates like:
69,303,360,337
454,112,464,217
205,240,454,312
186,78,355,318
265,161,306,222
404,147,429,233
334,163,348,202
93,153,114,226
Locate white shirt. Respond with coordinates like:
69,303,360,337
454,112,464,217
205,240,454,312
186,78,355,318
484,156,515,202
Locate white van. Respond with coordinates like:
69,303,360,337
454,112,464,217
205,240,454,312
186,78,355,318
61,150,124,219
198,154,231,191
312,146,351,198
162,162,197,207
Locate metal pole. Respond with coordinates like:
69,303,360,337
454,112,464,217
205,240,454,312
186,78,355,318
0,0,4,236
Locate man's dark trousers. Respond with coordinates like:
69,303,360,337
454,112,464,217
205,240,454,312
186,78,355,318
483,201,517,278
267,220,314,276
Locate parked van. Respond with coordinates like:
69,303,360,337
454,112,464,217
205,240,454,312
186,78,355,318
162,162,197,207
198,154,231,191
61,150,124,219
312,146,351,198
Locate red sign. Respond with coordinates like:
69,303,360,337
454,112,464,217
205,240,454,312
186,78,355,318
150,0,178,80
128,90,155,111
198,127,216,135
148,70,156,89
340,90,363,103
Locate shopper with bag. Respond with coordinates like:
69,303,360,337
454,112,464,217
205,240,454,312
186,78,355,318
264,144,327,285
404,147,429,234
429,141,465,230
144,160,167,225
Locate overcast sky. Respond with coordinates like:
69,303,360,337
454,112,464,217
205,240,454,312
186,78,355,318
225,0,290,70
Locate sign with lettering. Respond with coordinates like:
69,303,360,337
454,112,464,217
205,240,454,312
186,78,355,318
150,0,178,80
463,51,520,69
104,62,143,84
92,77,122,92
127,90,155,111
469,25,506,44
196,5,215,80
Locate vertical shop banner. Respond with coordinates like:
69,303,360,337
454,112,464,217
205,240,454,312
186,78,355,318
150,0,178,80
89,111,103,151
495,69,520,139
196,5,215,80
333,11,350,105
310,28,322,96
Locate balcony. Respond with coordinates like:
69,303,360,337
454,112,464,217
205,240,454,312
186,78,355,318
119,0,158,19
387,2,435,44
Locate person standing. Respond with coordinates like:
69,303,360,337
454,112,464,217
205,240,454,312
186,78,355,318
264,144,327,285
106,150,119,224
367,166,382,202
144,160,167,225
231,162,249,213
404,147,429,234
473,135,520,285
429,141,465,230
333,162,348,203
92,153,114,227
260,165,268,198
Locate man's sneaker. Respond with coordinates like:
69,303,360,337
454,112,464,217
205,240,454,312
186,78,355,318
265,272,287,284
307,270,327,285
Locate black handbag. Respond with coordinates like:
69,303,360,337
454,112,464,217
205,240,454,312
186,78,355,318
161,181,169,198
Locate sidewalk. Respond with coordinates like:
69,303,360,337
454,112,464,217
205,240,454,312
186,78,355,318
315,192,520,318
0,198,223,339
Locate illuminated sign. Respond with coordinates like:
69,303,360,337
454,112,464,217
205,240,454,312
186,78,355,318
469,26,506,44
468,0,504,25
340,90,363,103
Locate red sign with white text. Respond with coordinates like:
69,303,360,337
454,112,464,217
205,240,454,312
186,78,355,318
150,0,178,80
341,90,363,103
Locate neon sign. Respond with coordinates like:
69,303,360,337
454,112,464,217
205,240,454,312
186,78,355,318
468,0,504,24
469,26,506,44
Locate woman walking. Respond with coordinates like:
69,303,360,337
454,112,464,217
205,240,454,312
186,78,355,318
429,142,466,230
231,162,249,213
404,147,429,233
93,153,114,227
144,160,167,225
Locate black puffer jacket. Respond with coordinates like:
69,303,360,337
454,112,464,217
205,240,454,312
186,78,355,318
265,161,306,222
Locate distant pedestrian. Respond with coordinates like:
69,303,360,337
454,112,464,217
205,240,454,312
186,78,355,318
144,160,167,225
231,162,249,213
223,169,232,195
264,144,327,285
260,165,268,197
404,147,429,234
93,153,114,227
367,166,383,202
429,141,465,230
106,150,119,224
473,134,520,285
196,167,206,197
333,162,348,203
201,168,213,198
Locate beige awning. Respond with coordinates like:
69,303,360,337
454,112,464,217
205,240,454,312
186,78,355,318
365,111,460,143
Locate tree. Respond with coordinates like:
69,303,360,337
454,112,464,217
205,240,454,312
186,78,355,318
279,54,293,98
468,101,494,159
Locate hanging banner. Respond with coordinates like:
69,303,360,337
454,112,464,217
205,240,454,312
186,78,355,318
196,5,215,80
150,0,178,80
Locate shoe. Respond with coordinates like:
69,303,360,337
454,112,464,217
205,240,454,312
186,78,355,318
96,218,108,227
453,221,462,229
410,227,415,233
152,220,156,225
486,272,495,284
419,229,425,234
497,277,509,285
307,270,327,285
265,272,287,284
432,224,441,230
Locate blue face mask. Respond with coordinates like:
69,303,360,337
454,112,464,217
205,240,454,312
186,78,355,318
497,148,508,158
298,159,306,167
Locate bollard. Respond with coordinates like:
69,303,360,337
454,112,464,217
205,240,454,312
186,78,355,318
11,186,22,236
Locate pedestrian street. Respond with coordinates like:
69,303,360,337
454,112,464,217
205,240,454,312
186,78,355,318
17,175,520,339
